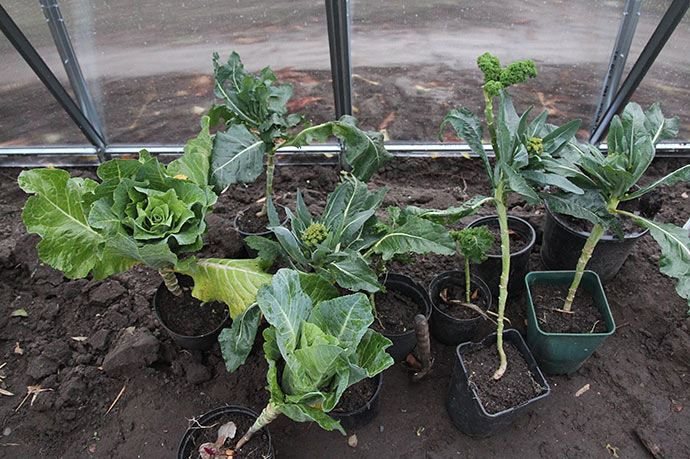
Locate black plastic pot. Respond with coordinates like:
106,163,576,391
233,204,289,258
446,329,550,438
466,215,536,298
329,373,383,431
153,281,230,351
540,202,649,283
178,405,274,459
428,271,492,345
379,273,432,362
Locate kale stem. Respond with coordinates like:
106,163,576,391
562,223,605,312
483,87,500,161
258,147,276,217
159,267,182,297
235,402,280,451
465,256,472,304
492,185,509,380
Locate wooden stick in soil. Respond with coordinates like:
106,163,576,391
235,403,279,451
410,314,432,382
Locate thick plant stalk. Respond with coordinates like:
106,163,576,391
492,189,510,380
562,223,606,312
159,268,182,297
465,257,472,303
235,402,279,451
258,149,276,217
483,88,500,157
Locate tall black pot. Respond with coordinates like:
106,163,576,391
428,271,492,345
540,202,649,282
379,273,432,362
178,405,274,459
233,204,289,258
466,215,536,298
446,329,550,438
329,373,383,431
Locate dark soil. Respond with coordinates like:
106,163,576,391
156,276,229,337
180,409,271,459
462,340,546,415
1,157,689,458
235,202,288,235
484,224,530,255
529,284,609,334
371,288,425,335
333,377,378,413
434,280,489,320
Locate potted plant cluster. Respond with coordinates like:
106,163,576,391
525,101,690,374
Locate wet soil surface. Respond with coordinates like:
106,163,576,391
333,377,378,414
529,284,609,335
1,157,689,458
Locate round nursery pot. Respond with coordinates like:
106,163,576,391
178,405,274,459
540,202,649,283
378,273,432,362
329,373,383,430
233,204,289,258
524,270,616,375
153,280,230,351
467,215,536,298
428,271,492,345
446,329,550,438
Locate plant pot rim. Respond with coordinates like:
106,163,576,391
153,282,231,341
544,199,649,241
379,272,432,338
455,329,550,418
233,203,290,237
467,215,537,258
329,373,383,418
177,405,273,459
524,270,616,337
428,270,492,323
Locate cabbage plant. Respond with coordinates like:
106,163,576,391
544,102,690,310
209,52,392,216
230,269,394,451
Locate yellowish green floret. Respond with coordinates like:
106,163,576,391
301,222,328,247
527,137,544,156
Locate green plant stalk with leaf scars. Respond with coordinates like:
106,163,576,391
544,102,690,312
436,52,588,379
208,52,393,217
449,226,494,303
229,269,394,451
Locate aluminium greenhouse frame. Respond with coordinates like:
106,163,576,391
1,0,689,167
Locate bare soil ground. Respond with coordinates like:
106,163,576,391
0,157,689,458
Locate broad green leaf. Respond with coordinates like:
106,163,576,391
439,107,493,185
299,273,339,304
176,257,273,318
366,215,456,261
322,175,386,229
333,116,393,182
622,164,690,201
402,196,493,225
349,328,394,381
19,169,104,279
96,232,176,277
246,235,283,265
210,123,266,192
500,163,540,204
167,116,212,186
542,119,581,155
278,402,345,434
308,293,373,350
521,170,583,195
542,191,622,238
218,304,262,373
643,102,679,144
452,226,494,264
627,215,690,308
257,269,311,355
327,252,382,293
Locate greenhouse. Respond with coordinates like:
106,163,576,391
1,1,689,457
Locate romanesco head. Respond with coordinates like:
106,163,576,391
527,137,544,156
302,222,328,247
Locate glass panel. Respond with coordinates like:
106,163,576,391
0,2,89,145
628,2,690,141
351,0,627,142
57,0,335,145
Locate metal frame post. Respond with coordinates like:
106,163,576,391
592,0,644,132
0,5,109,161
40,0,105,143
590,0,690,145
325,0,353,170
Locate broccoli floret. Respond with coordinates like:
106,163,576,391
499,60,537,88
527,137,544,156
477,52,502,83
302,222,328,247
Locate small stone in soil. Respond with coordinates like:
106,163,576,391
348,434,358,448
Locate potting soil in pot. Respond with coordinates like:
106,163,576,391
181,410,270,459
157,276,228,337
371,289,425,334
332,377,378,413
529,284,608,334
462,341,546,415
484,225,530,255
434,281,488,320
235,203,287,234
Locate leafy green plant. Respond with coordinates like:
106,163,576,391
437,52,586,379
544,102,690,311
228,269,394,451
449,226,494,303
209,52,392,217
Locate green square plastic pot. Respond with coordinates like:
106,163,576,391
524,271,615,375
